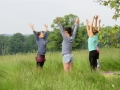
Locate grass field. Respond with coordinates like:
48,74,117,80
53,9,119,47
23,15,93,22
0,48,120,90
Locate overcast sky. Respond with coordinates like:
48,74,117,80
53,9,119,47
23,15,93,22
0,0,120,34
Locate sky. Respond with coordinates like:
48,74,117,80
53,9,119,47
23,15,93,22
0,0,120,34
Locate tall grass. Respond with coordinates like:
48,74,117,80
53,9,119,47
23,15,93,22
0,48,120,90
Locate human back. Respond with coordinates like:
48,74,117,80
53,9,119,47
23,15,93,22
36,37,46,55
88,34,98,51
62,35,73,55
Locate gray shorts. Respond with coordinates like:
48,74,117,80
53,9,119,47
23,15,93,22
62,54,73,63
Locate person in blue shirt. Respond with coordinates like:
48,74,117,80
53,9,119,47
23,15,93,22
29,23,48,68
86,15,101,71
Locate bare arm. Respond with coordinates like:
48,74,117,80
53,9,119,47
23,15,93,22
90,16,94,32
86,19,90,36
28,23,39,40
98,19,101,32
94,15,98,30
89,16,95,37
44,24,48,32
29,23,35,31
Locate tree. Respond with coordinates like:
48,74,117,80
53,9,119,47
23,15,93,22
24,34,37,53
73,23,88,49
0,35,8,55
94,0,120,20
47,30,62,51
99,25,120,48
7,33,25,54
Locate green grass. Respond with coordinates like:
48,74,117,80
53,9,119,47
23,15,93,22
0,48,120,90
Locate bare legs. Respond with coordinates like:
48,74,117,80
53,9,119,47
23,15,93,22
63,62,73,72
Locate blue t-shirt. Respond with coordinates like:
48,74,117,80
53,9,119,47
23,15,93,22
33,31,47,55
88,34,98,51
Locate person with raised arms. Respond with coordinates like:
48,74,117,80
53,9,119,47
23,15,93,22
29,23,48,69
56,17,80,72
86,15,101,71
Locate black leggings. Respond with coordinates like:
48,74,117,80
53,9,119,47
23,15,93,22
36,62,44,68
97,51,99,59
89,50,98,70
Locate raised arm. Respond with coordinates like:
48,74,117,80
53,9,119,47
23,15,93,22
44,24,48,32
56,17,66,38
29,23,34,31
72,17,79,40
86,19,90,36
90,16,94,32
94,15,98,30
28,23,39,40
94,15,101,32
44,24,48,38
89,16,95,37
98,19,101,32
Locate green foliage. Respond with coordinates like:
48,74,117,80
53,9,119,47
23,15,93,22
7,33,25,54
73,23,87,49
0,34,38,55
95,0,120,20
51,14,78,28
0,35,9,55
47,30,62,51
99,25,120,48
24,34,37,53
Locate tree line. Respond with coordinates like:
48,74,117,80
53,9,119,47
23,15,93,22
0,14,120,55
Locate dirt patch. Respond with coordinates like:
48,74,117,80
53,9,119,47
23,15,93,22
103,71,120,78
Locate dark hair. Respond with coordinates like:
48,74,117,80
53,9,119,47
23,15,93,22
92,27,98,35
37,32,41,36
64,27,72,36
